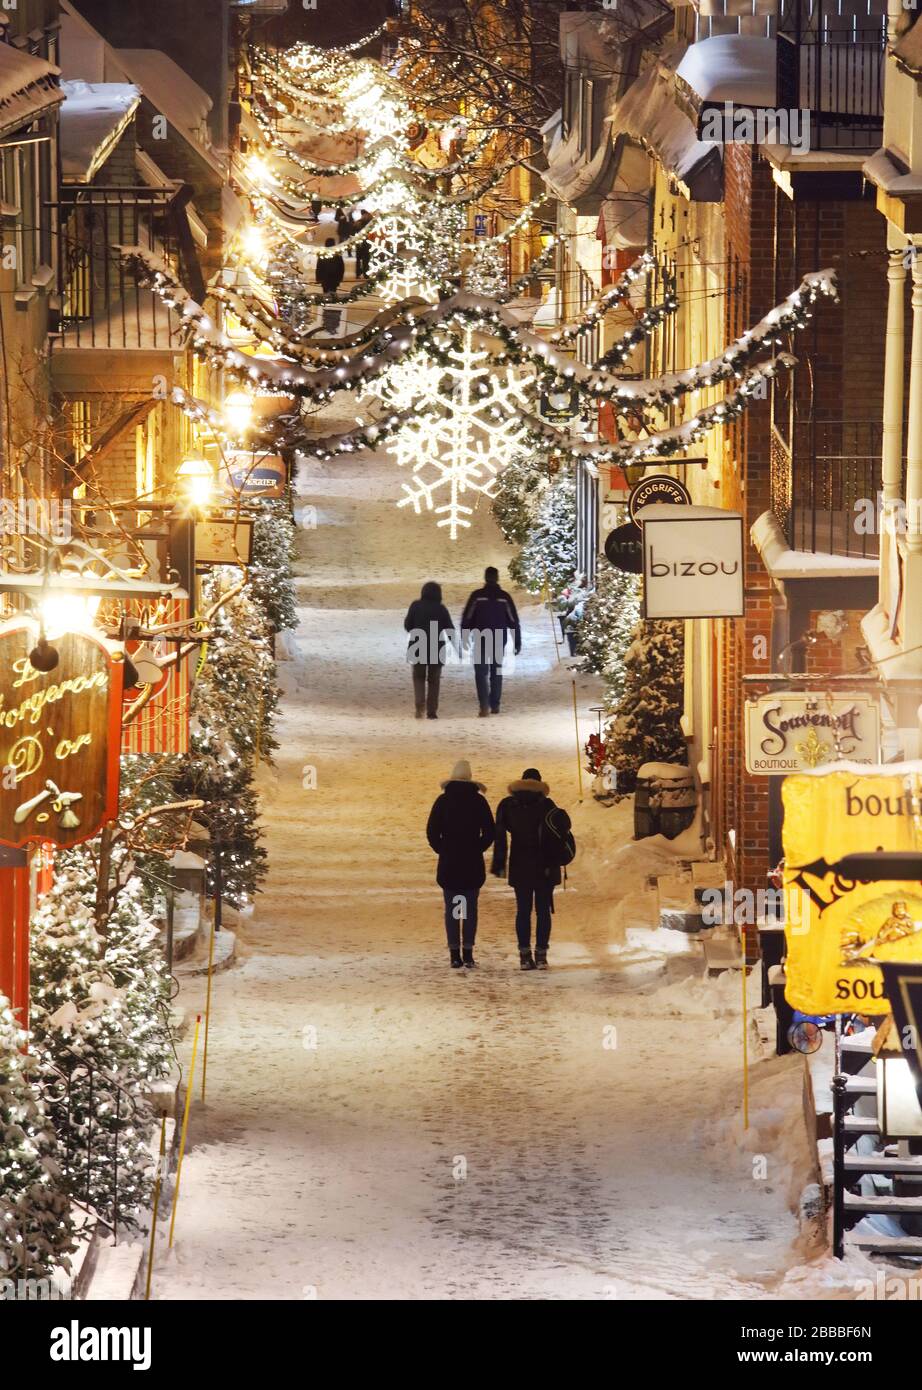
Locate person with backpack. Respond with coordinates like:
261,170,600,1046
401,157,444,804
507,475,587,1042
490,768,574,970
426,760,495,969
460,566,521,717
404,580,455,719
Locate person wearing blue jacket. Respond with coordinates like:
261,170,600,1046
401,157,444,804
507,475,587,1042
460,566,521,717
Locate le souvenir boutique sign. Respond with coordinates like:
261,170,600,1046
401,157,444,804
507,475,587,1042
745,692,881,774
0,620,124,849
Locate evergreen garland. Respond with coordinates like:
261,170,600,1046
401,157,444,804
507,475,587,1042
491,453,552,546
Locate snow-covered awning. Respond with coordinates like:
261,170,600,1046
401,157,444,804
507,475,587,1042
675,35,777,110
59,81,140,183
111,48,224,177
0,40,63,138
607,45,722,201
751,510,879,583
599,142,651,250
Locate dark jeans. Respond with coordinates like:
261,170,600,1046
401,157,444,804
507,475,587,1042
412,663,441,715
474,662,502,712
355,243,370,275
443,887,479,949
514,883,554,951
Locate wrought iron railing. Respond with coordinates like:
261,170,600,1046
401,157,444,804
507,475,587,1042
51,187,185,351
776,0,886,150
773,418,887,558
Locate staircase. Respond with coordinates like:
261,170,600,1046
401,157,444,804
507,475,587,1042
832,1034,922,1258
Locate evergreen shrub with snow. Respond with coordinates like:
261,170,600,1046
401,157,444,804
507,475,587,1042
248,493,298,635
29,853,171,1232
0,999,75,1281
604,619,686,792
573,559,641,694
508,466,577,597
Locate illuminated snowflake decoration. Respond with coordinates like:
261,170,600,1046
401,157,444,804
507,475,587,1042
385,326,534,539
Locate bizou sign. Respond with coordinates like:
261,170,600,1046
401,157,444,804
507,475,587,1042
640,505,744,618
745,692,881,774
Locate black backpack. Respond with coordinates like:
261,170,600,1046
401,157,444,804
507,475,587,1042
541,804,576,869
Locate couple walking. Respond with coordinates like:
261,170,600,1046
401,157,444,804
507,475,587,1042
426,761,575,971
404,566,521,719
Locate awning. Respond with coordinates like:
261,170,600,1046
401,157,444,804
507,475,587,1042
607,43,722,201
598,142,650,250
0,40,63,138
59,81,140,183
675,34,777,109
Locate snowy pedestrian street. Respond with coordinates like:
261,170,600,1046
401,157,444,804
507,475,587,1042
152,451,822,1303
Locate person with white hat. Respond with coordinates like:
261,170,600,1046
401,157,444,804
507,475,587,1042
426,759,495,969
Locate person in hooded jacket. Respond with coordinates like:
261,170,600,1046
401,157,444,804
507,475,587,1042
491,768,570,970
404,580,455,718
426,760,495,968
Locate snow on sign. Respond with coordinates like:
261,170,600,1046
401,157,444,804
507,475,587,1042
641,503,744,619
745,692,881,774
0,620,123,849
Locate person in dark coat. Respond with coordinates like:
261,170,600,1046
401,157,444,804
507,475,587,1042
460,565,521,717
404,580,455,719
491,768,570,970
316,238,345,295
427,759,495,968
350,208,372,276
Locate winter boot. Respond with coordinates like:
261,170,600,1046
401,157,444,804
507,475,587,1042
462,948,476,969
519,949,536,971
427,712,438,719
415,706,425,719
534,949,548,970
478,706,490,717
450,949,463,969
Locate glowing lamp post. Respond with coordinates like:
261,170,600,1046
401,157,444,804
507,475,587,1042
176,456,216,513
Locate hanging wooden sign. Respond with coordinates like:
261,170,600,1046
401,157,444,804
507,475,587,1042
219,451,287,499
0,620,124,849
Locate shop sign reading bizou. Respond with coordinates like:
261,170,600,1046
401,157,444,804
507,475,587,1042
0,619,123,849
782,769,922,1015
640,503,744,619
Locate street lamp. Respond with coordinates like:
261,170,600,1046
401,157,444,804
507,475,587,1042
223,390,254,438
176,456,215,512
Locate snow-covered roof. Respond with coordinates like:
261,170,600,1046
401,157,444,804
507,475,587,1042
607,45,722,200
675,35,776,109
0,40,63,137
114,49,212,146
59,81,140,183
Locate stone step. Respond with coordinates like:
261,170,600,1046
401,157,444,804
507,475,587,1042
844,1232,922,1256
843,1191,922,1215
843,1154,922,1175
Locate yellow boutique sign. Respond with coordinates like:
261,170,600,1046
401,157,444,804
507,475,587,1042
783,770,922,1015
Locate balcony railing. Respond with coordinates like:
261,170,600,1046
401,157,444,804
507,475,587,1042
51,187,185,352
771,419,888,559
776,0,886,150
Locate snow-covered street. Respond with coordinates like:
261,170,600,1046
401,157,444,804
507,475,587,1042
148,448,829,1302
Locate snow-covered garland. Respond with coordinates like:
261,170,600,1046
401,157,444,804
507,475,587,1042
221,237,560,365
550,252,654,346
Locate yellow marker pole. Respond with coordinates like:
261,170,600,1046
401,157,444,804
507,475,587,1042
741,929,750,1130
169,1014,201,1249
571,677,584,802
201,909,217,1103
144,1117,167,1300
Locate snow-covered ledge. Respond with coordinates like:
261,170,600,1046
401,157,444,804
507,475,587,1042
751,510,879,583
